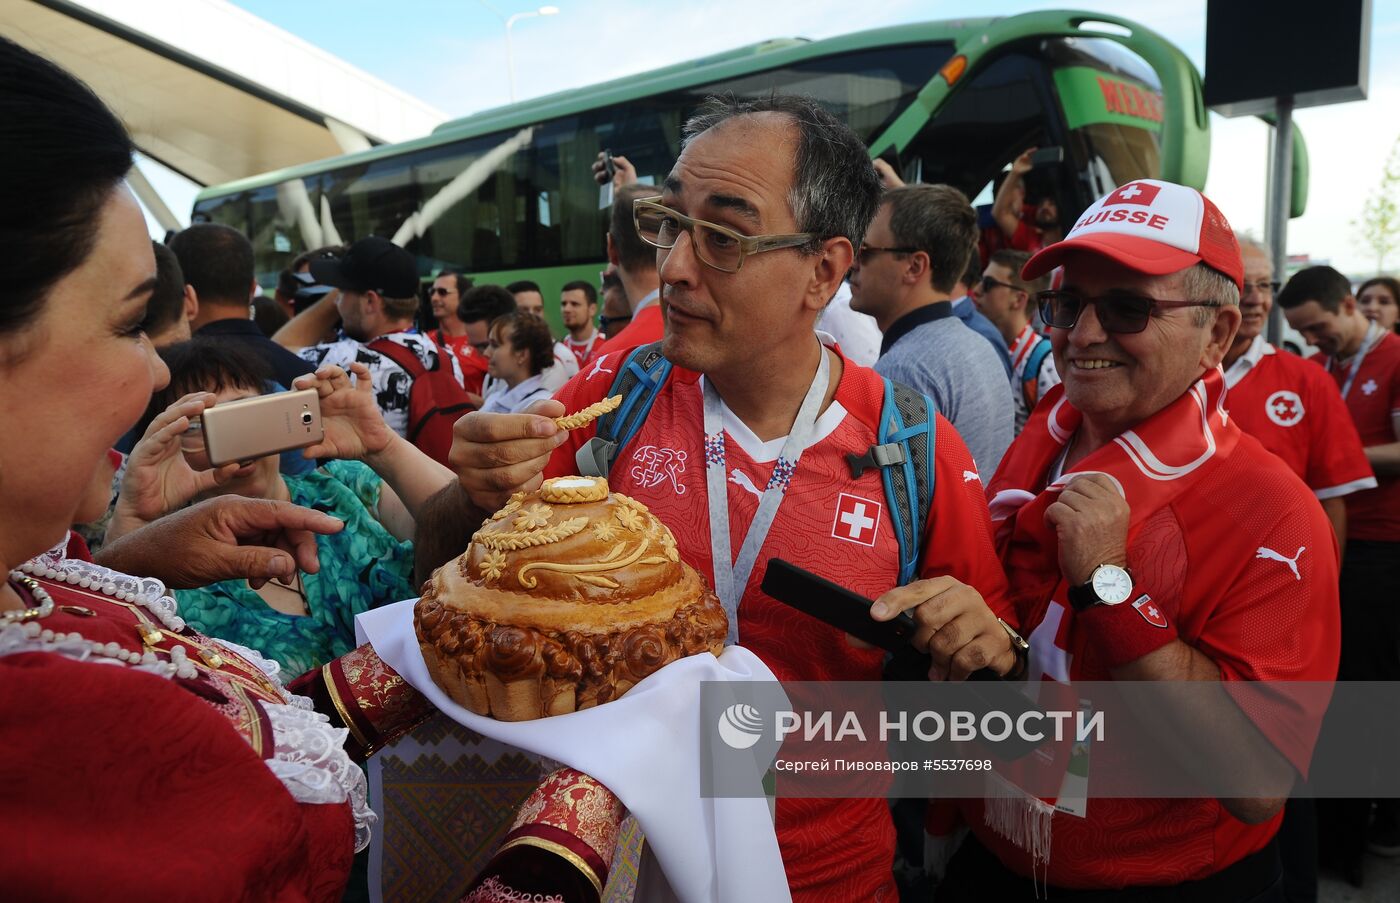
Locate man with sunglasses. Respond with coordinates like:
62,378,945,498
428,270,488,398
433,94,1019,901
929,180,1340,900
971,249,1060,435
848,183,1015,478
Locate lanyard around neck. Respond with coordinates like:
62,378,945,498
703,348,831,643
1334,321,1383,399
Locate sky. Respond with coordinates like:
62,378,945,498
141,0,1400,277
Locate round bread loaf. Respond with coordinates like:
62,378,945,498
415,476,727,720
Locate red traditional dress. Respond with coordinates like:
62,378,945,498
0,537,434,901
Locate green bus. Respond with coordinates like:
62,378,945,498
191,9,1308,328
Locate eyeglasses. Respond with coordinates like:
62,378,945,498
429,287,454,297
979,275,1019,294
633,198,816,273
1242,280,1280,297
1036,290,1222,335
856,245,918,266
598,313,632,330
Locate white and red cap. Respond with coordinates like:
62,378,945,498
1022,179,1243,292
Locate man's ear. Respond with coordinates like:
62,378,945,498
606,233,620,267
183,285,199,322
904,251,931,287
1341,294,1357,315
1202,304,1242,369
806,237,854,312
1010,289,1029,313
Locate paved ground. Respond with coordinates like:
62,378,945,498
1320,853,1400,902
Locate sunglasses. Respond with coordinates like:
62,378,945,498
599,313,632,330
1037,290,1222,335
979,275,1019,294
855,245,918,266
428,287,454,297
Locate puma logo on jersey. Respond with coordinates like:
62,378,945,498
587,357,615,381
1256,545,1305,581
728,469,763,499
962,470,980,483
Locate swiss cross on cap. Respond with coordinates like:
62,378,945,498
1021,179,1243,292
1104,182,1162,206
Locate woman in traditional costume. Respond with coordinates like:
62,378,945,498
0,38,627,901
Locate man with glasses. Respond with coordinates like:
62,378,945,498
433,94,1019,901
428,270,486,397
457,283,518,406
928,180,1340,900
847,183,1015,477
597,270,632,340
1223,241,1373,544
972,249,1060,435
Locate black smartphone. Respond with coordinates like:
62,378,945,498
1029,146,1064,167
602,148,617,182
760,558,1048,760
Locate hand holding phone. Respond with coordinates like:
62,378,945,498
200,388,324,467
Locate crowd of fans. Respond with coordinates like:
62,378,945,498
4,31,1400,903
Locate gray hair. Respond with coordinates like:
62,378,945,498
1180,261,1240,326
681,94,881,254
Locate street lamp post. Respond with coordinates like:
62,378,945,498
476,2,559,101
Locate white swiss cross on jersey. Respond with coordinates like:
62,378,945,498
832,493,882,546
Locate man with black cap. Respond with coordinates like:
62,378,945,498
275,236,464,440
915,180,1341,900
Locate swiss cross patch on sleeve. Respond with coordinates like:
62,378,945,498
832,492,882,547
1132,593,1169,628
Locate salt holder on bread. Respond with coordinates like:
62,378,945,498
414,476,728,721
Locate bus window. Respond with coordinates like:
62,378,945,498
247,179,319,285
190,191,247,231
902,51,1060,202
324,155,423,271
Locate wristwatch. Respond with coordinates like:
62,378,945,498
1067,563,1133,612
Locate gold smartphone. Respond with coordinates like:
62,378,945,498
200,388,324,466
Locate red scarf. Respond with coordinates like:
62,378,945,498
988,367,1239,632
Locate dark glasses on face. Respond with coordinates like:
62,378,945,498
429,287,453,297
1036,290,1221,335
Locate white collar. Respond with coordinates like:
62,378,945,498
633,288,661,314
1223,334,1274,388
697,335,847,463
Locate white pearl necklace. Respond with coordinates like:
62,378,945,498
11,560,197,679
2,571,55,624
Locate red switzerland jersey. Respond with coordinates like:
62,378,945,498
546,344,1010,903
595,302,664,358
1323,330,1400,541
1226,337,1375,501
433,331,487,397
970,432,1339,888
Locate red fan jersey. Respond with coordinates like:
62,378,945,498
545,342,1010,903
1320,329,1400,541
1225,336,1375,501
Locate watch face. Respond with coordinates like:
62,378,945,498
1092,565,1133,605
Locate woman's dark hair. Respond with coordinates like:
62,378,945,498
490,312,555,375
137,337,272,438
0,37,135,338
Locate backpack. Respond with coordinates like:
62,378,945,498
1019,338,1054,415
575,342,936,586
367,336,475,467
